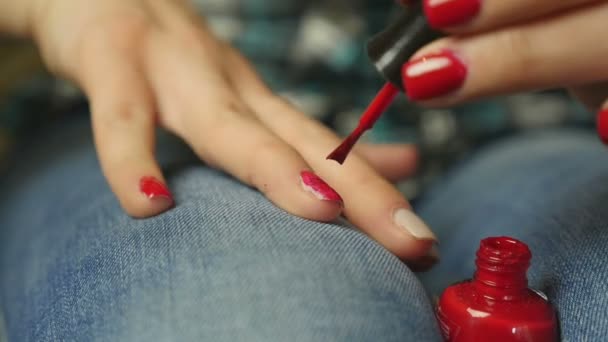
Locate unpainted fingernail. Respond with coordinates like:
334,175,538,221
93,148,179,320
140,176,174,208
300,171,343,205
393,208,437,241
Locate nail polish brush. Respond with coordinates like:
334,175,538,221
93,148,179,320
327,2,441,164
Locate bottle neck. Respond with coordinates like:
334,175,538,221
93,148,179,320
473,237,531,301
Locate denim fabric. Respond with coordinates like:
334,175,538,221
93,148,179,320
1,120,608,341
0,120,440,341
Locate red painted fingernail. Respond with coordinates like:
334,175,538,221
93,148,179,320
424,0,481,29
597,109,608,145
140,176,174,204
402,50,467,101
300,171,343,204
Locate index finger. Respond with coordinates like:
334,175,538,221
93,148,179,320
424,0,599,31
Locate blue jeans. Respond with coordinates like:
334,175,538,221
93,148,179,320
1,120,607,341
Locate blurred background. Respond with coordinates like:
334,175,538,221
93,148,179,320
0,0,595,199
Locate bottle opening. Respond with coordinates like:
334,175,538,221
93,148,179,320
474,236,531,300
478,236,531,266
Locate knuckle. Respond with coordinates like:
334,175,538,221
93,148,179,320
101,153,131,174
78,12,152,57
253,139,289,162
175,26,211,50
94,100,151,130
219,97,249,117
198,98,247,133
259,94,324,135
187,98,250,166
246,139,292,185
498,31,537,76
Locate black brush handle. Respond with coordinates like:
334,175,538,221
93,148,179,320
366,3,442,90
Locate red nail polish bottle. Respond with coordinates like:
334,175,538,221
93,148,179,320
436,237,558,341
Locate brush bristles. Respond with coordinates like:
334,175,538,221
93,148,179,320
326,131,361,164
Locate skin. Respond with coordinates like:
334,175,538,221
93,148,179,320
415,0,608,112
1,0,606,264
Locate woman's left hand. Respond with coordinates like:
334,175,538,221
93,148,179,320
403,0,608,140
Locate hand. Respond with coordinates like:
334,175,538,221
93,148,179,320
28,0,437,262
402,0,608,139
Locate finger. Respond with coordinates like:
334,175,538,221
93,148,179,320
144,33,343,222
79,43,173,218
424,0,599,31
355,144,419,182
402,2,608,105
224,46,437,260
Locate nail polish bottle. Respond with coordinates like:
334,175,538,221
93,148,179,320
436,236,558,341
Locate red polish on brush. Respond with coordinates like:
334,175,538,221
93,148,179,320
436,237,558,341
327,83,399,164
326,2,440,164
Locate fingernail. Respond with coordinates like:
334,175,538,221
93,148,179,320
402,50,467,101
410,245,440,272
140,176,174,205
393,208,437,241
424,0,481,29
300,171,343,204
597,109,608,144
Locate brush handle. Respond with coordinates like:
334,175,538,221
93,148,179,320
358,83,399,131
366,3,442,90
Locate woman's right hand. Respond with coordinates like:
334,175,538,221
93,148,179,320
23,0,437,263
404,0,608,141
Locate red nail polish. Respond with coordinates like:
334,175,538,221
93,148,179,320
436,237,558,341
327,83,399,164
596,109,608,145
300,171,343,204
424,0,481,29
140,176,173,203
402,50,467,101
